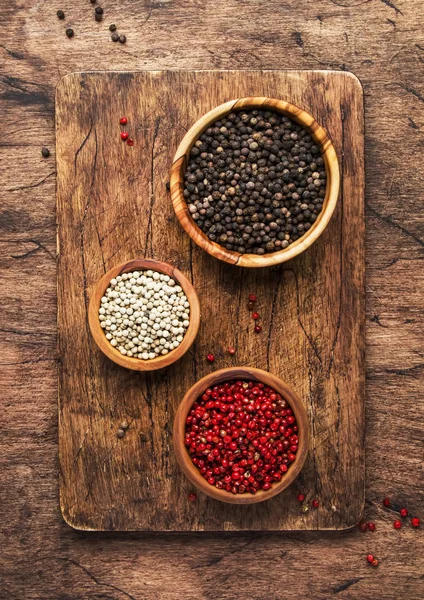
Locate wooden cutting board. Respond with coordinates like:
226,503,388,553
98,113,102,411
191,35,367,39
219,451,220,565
56,70,365,531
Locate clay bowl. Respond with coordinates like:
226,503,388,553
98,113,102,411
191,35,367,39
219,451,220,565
88,258,200,371
171,97,340,267
173,367,309,504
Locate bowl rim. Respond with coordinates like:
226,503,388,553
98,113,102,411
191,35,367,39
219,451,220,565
170,96,340,268
173,366,310,504
88,258,200,371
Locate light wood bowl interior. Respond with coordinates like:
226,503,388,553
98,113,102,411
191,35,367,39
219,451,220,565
88,258,200,371
173,367,309,504
171,97,340,267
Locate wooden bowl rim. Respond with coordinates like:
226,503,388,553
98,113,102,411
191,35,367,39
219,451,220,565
88,258,200,371
173,367,310,504
171,96,340,267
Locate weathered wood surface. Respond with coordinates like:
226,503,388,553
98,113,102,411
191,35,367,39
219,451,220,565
56,70,364,531
1,0,423,597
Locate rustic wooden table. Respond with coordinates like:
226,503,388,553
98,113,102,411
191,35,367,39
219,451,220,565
1,1,423,599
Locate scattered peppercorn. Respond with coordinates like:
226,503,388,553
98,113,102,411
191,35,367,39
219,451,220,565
120,116,128,125
65,28,74,38
166,182,170,191
368,522,376,531
90,0,97,3
57,10,65,19
41,147,50,158
400,508,408,517
248,294,257,303
254,325,262,333
247,301,255,311
120,132,129,141
185,380,300,495
188,492,197,502
312,499,319,509
300,503,309,513
120,420,129,430
206,353,215,363
127,138,134,147
393,520,402,529
183,108,327,255
383,497,390,507
95,6,103,14
411,517,420,528
227,347,236,355
116,428,125,438
111,33,119,42
366,554,374,564
252,312,260,320
95,13,103,22
372,558,379,567
119,34,127,44
359,522,368,532
109,23,117,31
297,493,305,502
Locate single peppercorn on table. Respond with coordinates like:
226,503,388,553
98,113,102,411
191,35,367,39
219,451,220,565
56,70,365,531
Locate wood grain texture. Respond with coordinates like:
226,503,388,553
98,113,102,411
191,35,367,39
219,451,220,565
173,367,310,504
88,258,200,371
56,70,364,531
171,96,340,267
1,0,423,598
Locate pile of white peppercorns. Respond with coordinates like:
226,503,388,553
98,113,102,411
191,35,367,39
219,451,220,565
98,270,190,360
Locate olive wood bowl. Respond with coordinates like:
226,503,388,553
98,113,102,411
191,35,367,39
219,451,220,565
173,367,309,504
171,97,340,267
88,259,200,371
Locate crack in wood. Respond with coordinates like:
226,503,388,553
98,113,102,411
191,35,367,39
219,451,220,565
7,170,55,192
379,0,403,15
73,428,90,465
11,238,55,261
282,268,323,367
333,577,364,594
74,119,93,173
266,272,281,372
326,102,345,378
386,363,423,376
367,205,424,247
193,537,259,568
144,118,161,256
78,127,105,416
390,82,424,104
0,44,24,60
57,557,138,600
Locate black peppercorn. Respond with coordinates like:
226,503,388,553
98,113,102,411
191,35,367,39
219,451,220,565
111,33,119,41
57,10,65,20
65,28,74,38
95,6,103,14
41,147,50,158
109,23,117,31
119,34,126,43
90,0,96,3
183,108,327,254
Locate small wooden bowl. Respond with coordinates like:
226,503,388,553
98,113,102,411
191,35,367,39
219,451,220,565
88,259,200,371
173,367,309,504
171,97,340,267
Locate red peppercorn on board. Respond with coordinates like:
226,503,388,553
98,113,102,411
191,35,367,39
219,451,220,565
56,70,365,531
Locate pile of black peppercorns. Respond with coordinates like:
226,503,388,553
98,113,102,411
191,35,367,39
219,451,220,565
183,109,327,255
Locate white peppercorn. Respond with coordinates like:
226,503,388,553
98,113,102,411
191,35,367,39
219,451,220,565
99,270,190,360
